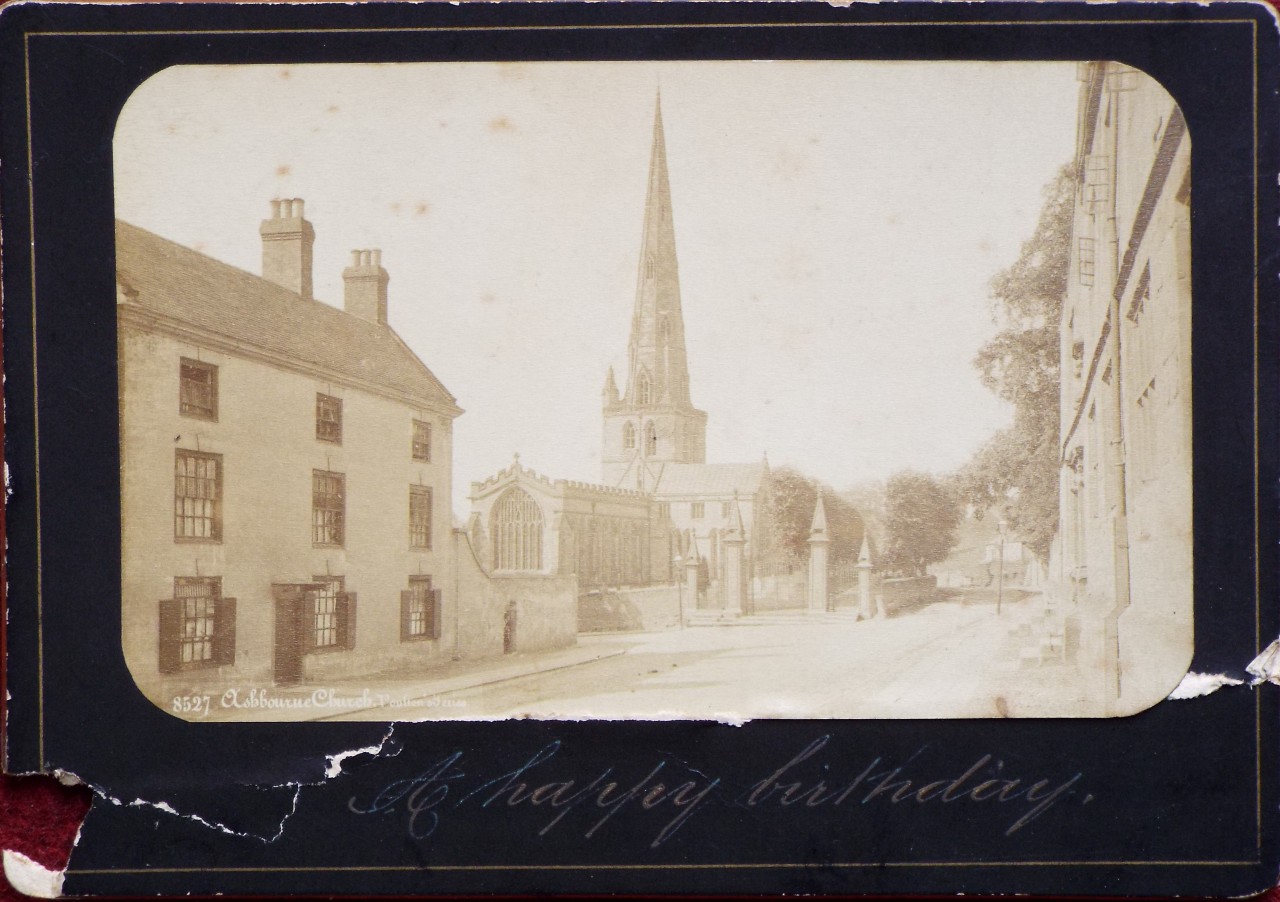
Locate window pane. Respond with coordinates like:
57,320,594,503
179,359,218,419
312,471,345,545
412,420,432,462
312,577,343,648
175,451,221,540
316,394,343,444
175,577,219,664
410,485,433,548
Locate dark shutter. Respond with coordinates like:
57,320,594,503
338,592,357,650
400,590,413,642
299,590,318,652
158,598,181,674
430,589,443,640
214,597,237,666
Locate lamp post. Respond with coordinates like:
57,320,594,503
674,554,685,628
996,517,1008,617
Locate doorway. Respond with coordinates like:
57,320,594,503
273,583,318,685
503,602,518,654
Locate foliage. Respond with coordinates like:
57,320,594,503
881,471,963,577
957,164,1074,562
761,467,865,566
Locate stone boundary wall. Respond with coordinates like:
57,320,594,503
879,575,939,616
579,585,682,633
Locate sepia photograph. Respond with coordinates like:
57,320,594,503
113,60,1193,722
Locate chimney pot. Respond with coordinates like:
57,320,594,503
343,246,389,325
259,196,315,299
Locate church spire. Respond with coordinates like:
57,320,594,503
625,92,692,409
601,93,708,487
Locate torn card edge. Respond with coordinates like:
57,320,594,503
25,720,400,875
1166,637,1280,700
3,849,64,900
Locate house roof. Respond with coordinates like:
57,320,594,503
115,220,460,414
652,462,767,498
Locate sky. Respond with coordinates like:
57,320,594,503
114,61,1080,516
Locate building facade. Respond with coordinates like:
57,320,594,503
1055,62,1193,714
119,200,494,703
468,456,673,590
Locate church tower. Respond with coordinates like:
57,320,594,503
602,94,708,490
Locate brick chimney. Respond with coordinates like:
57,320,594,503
260,198,315,299
343,249,389,325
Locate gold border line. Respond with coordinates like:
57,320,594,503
22,32,45,771
20,15,1266,877
64,860,1263,875
22,17,1263,37
1252,15,1263,857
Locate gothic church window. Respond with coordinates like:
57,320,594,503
637,370,653,406
644,421,658,456
623,421,636,451
492,487,544,571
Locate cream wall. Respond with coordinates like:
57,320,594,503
1057,66,1193,714
120,318,457,702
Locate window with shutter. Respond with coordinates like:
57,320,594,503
311,576,344,649
403,577,435,641
159,577,229,672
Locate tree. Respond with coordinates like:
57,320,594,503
760,467,865,567
881,471,962,577
957,164,1074,562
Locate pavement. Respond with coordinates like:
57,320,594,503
201,590,1104,723
202,641,631,723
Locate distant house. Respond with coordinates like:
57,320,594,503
118,200,573,704
929,516,1038,590
1053,62,1193,713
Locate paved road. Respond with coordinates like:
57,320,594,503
326,595,1083,722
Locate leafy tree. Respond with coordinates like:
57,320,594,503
957,164,1074,562
761,467,865,566
881,471,963,577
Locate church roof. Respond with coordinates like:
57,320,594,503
652,463,767,499
115,220,460,414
